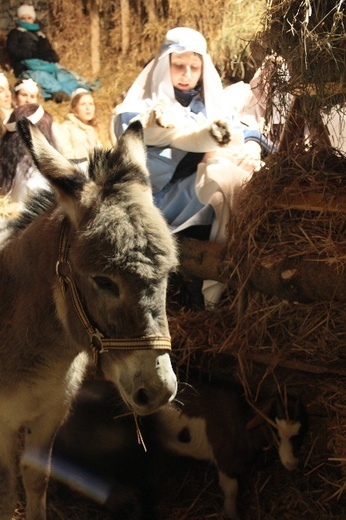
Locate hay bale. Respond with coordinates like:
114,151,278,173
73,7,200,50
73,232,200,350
227,147,346,272
166,144,346,518
255,0,346,108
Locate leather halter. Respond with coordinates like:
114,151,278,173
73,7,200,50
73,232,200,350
56,218,172,365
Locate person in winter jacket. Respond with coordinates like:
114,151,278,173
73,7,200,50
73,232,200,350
6,4,92,102
58,88,101,165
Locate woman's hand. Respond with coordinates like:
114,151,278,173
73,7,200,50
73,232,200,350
233,140,262,172
140,98,180,129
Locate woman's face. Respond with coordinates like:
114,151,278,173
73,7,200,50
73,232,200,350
16,89,38,106
0,84,12,110
170,51,203,91
73,94,95,124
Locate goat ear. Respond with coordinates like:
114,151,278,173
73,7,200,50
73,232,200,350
117,120,148,175
17,118,87,224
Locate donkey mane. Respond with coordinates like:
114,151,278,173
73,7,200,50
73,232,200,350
88,146,150,191
88,121,150,193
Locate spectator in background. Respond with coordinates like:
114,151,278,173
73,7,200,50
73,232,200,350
58,88,101,166
223,78,266,132
0,72,14,137
6,4,95,103
242,55,346,153
14,77,40,105
244,55,292,147
0,103,58,204
12,77,61,149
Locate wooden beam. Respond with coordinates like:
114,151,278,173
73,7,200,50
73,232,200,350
177,237,229,283
120,0,130,55
291,82,346,97
177,237,346,303
249,254,346,303
273,191,346,213
228,350,346,377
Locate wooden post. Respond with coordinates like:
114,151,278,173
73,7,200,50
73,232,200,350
146,0,157,23
90,2,100,79
120,0,130,55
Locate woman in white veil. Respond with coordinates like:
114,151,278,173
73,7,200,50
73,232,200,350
112,27,270,305
117,27,226,120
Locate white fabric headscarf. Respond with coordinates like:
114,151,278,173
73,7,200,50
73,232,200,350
14,78,39,94
0,72,9,88
117,27,225,121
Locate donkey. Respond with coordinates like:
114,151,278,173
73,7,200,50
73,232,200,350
0,119,178,520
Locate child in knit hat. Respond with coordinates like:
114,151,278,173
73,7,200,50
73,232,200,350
16,3,36,21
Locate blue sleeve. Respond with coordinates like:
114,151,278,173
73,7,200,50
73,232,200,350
113,112,140,140
222,113,276,155
242,126,276,156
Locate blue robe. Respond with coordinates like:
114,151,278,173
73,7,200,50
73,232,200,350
113,100,274,233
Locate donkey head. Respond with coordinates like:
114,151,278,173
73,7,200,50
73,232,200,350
18,119,178,415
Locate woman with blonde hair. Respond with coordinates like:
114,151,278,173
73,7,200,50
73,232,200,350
58,88,101,164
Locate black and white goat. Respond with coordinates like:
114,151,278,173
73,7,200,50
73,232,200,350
52,376,308,519
153,377,309,520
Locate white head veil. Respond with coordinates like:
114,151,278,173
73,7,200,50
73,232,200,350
0,72,9,88
118,27,225,120
14,78,39,94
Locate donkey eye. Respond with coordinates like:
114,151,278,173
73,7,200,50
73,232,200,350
92,276,120,296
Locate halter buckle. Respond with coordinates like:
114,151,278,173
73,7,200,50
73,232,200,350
90,329,108,365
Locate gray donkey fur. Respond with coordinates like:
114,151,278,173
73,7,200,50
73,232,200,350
0,119,178,520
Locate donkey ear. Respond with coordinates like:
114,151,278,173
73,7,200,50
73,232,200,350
17,118,87,223
117,120,148,175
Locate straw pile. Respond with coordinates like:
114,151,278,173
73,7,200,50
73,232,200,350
165,142,346,516
47,0,265,81
163,3,346,514
256,0,346,107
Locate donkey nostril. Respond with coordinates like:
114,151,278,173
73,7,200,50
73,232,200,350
135,388,149,406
